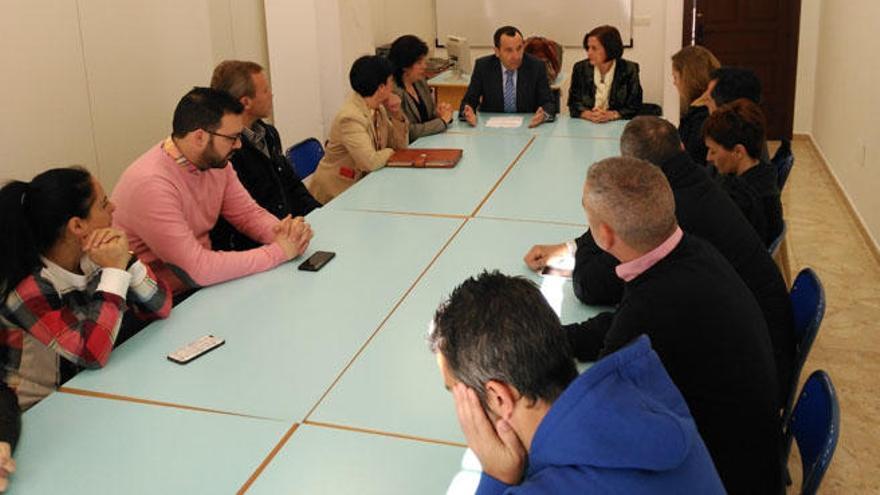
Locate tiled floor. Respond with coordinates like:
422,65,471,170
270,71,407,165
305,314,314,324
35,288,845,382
782,137,880,493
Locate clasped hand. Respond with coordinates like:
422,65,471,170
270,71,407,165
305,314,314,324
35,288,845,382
273,215,312,260
580,108,620,123
437,102,454,123
83,228,131,270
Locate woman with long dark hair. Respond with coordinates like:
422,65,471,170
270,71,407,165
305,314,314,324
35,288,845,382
0,167,171,411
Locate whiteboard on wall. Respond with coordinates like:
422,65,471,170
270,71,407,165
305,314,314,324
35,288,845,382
435,0,633,48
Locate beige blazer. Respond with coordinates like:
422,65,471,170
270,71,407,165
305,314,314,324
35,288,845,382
393,79,447,143
308,93,408,204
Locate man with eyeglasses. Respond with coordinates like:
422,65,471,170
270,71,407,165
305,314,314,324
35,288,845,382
209,60,320,252
112,87,313,301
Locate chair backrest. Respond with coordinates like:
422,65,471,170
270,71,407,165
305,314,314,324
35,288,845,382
286,138,324,179
790,268,826,379
637,103,663,116
783,268,826,440
772,138,794,189
769,221,787,257
524,36,563,83
790,370,840,495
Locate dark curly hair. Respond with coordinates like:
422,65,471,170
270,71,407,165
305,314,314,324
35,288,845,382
389,35,429,87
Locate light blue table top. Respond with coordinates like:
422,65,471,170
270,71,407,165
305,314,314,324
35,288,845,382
8,392,289,494
542,115,628,139
65,208,465,420
309,217,605,444
445,113,628,140
327,133,532,216
478,135,620,225
247,424,465,495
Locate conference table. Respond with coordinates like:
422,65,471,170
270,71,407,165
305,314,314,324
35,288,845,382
10,114,622,494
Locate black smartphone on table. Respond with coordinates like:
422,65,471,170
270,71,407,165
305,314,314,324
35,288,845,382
298,251,336,271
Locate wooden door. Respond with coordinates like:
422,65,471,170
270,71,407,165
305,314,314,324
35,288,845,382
684,0,802,139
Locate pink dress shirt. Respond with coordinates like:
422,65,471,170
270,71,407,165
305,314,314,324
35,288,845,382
615,227,684,282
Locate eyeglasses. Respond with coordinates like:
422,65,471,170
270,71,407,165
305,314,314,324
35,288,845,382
204,129,242,143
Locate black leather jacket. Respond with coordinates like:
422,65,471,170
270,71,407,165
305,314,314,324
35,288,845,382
568,58,643,119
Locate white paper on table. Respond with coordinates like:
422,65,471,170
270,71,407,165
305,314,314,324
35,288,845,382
485,116,524,128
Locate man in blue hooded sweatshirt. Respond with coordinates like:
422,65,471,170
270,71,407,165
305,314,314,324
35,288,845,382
429,271,724,494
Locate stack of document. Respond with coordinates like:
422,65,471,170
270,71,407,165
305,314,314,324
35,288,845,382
485,116,524,128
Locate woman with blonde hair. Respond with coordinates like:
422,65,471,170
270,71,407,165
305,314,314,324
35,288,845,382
671,45,720,166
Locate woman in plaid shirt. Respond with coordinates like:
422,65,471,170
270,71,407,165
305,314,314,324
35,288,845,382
0,167,172,415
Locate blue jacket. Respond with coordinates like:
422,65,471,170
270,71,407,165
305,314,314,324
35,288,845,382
476,336,725,494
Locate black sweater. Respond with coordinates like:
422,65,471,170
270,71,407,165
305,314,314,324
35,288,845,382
210,120,321,251
0,383,19,450
679,105,710,166
715,161,784,247
568,234,783,494
572,152,795,407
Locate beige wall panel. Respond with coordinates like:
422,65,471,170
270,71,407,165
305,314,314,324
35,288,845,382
794,0,821,134
811,0,880,244
207,0,269,70
264,0,325,146
0,0,98,182
77,0,215,189
229,0,269,69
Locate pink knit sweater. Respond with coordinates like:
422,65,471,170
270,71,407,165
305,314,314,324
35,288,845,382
111,139,286,294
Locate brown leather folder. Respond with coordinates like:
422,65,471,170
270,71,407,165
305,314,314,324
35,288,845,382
385,148,463,168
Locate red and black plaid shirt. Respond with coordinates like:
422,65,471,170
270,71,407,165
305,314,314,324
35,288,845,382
1,257,171,409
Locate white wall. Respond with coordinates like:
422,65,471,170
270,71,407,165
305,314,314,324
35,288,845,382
793,0,821,134
370,0,682,121
264,0,325,146
0,1,98,183
0,0,268,189
3,0,690,190
266,0,377,147
805,0,880,244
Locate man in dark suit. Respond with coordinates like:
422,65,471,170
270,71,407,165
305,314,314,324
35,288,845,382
459,26,555,128
209,60,321,251
569,156,784,494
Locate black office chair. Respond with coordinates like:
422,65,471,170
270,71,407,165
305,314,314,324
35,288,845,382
637,103,663,116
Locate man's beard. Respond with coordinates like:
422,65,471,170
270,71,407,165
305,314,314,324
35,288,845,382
201,137,235,169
